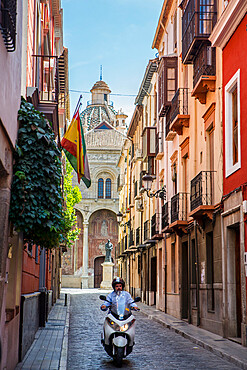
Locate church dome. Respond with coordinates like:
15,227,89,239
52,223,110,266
90,80,111,94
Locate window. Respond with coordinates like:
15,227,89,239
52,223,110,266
105,178,111,199
98,178,104,198
225,69,241,177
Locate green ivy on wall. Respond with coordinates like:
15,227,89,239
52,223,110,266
9,97,64,249
62,160,82,248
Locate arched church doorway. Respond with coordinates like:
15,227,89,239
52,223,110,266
94,256,105,287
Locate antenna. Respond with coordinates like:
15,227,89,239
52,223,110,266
100,65,103,81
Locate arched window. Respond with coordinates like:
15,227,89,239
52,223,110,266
105,178,111,199
98,178,104,198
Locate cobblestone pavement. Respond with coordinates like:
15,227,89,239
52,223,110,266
68,291,240,370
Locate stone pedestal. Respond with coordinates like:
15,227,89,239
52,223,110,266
100,262,114,289
81,276,89,289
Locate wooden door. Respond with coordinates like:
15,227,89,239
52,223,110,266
235,228,242,338
181,242,188,319
94,256,105,288
151,256,157,305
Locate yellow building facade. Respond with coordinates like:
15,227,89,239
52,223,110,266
118,0,226,338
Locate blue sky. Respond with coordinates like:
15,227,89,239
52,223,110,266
61,0,162,124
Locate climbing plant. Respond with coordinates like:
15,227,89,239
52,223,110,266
9,97,64,248
62,160,82,248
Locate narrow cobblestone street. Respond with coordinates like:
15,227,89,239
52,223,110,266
67,290,240,370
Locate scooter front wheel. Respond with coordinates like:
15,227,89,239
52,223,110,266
115,347,124,367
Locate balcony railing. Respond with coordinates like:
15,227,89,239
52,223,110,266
193,44,216,87
144,220,150,241
170,88,189,124
0,0,16,52
136,227,140,246
182,0,217,64
190,171,214,211
87,100,114,107
171,193,188,224
151,213,161,238
162,202,169,229
32,55,59,103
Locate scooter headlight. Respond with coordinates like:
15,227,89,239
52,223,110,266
120,319,135,332
106,318,135,332
106,317,120,331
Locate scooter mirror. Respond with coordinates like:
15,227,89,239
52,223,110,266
99,295,107,301
134,297,141,303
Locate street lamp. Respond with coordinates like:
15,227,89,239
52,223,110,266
116,211,123,224
142,174,166,200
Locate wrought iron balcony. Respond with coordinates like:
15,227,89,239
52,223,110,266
189,171,215,222
169,88,190,135
171,193,189,224
32,55,59,103
162,202,169,230
158,56,178,118
191,45,216,104
151,213,163,240
182,0,217,64
0,0,16,52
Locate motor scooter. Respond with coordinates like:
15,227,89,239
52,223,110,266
99,293,141,367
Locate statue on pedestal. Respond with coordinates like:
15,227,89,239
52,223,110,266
105,239,113,262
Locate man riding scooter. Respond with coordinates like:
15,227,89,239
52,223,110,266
100,277,140,366
100,277,140,312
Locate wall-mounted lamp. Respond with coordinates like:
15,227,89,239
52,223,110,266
117,212,123,224
142,174,166,200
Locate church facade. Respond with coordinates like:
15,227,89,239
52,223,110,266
62,79,127,288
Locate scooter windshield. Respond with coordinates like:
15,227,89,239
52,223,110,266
111,292,129,319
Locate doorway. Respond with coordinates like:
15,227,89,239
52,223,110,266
94,256,105,288
227,225,242,339
181,241,189,319
151,256,157,305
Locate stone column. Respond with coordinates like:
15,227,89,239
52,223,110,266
82,222,89,288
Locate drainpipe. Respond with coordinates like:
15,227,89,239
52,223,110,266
194,220,200,326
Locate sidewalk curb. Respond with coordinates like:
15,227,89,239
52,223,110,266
59,293,70,370
141,311,247,370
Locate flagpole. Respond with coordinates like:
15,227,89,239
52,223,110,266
72,94,82,117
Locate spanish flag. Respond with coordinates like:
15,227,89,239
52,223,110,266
61,107,91,187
